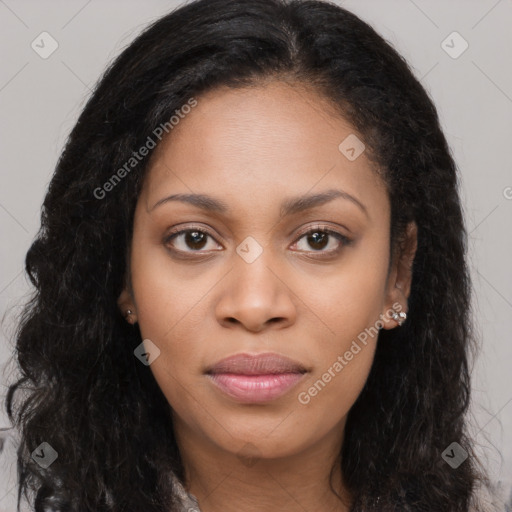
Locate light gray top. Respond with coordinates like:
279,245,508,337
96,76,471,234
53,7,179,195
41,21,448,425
169,471,202,512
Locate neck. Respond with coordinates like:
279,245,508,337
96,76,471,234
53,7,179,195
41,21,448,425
173,416,352,512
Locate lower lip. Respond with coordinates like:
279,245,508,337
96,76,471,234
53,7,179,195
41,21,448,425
206,372,306,403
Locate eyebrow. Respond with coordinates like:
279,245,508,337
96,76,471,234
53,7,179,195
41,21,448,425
149,188,368,218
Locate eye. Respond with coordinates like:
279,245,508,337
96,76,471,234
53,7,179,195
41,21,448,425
163,224,351,259
291,225,351,257
164,226,222,255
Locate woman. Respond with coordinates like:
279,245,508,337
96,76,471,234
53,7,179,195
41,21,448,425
3,0,501,510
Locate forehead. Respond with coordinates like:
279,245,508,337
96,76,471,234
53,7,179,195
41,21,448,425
141,81,388,219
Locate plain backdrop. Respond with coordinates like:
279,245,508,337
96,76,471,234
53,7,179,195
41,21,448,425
1,0,511,510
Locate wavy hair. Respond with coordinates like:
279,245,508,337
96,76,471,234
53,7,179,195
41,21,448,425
5,0,488,510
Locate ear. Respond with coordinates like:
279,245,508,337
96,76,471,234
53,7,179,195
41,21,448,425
380,221,418,330
117,285,137,325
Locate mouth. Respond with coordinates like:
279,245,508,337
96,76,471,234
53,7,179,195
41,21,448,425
205,352,308,403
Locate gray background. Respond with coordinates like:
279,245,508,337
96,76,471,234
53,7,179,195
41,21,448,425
1,0,511,509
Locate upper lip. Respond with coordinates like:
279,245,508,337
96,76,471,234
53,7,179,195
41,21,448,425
206,353,307,375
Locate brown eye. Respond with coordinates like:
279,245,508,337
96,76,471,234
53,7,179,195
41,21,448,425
292,226,351,256
164,227,222,254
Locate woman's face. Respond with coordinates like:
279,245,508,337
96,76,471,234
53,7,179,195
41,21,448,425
119,81,415,462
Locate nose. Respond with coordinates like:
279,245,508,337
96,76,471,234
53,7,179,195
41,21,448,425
214,248,297,333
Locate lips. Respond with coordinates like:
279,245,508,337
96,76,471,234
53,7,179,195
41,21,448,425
205,352,308,403
206,352,307,376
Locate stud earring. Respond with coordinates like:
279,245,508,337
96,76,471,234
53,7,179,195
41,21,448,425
391,311,407,326
124,309,135,324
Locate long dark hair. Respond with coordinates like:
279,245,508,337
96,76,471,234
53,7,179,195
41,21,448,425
4,0,488,510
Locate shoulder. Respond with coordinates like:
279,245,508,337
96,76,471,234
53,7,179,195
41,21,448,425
470,479,512,512
0,427,24,511
169,471,203,512
0,426,43,512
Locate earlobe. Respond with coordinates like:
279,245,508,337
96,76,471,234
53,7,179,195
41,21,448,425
117,287,137,324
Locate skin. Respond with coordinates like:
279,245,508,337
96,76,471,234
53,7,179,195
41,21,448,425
118,80,417,512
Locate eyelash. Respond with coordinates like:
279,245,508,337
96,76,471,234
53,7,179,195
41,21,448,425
163,224,351,259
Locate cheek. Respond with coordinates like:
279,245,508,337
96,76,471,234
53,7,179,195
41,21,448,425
129,236,211,342
295,332,377,418
292,244,389,345
128,243,211,403
292,287,382,422
290,247,388,415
